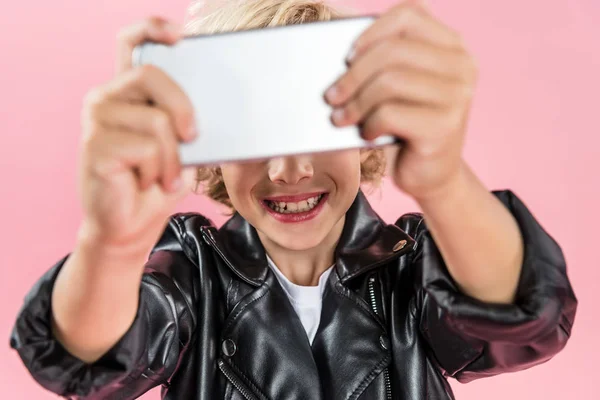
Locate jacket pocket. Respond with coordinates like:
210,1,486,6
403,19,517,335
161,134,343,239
218,359,263,400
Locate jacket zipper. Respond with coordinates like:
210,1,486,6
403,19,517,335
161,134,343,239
368,275,392,400
218,359,259,400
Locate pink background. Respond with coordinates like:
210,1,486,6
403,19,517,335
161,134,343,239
1,0,598,398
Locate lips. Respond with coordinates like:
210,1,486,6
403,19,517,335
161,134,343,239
260,192,328,223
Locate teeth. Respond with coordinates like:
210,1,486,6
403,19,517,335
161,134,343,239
267,194,323,214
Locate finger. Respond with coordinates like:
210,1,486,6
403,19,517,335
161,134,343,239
331,69,463,127
116,17,182,74
180,166,198,190
90,129,163,192
326,37,472,107
90,101,183,191
103,65,197,143
351,2,462,61
170,166,198,200
359,102,461,151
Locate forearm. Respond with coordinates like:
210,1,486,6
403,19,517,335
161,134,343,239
51,225,151,363
414,160,524,304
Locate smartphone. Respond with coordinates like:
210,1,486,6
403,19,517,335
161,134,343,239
132,16,398,166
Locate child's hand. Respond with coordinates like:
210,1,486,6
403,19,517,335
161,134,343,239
325,1,477,201
77,18,198,251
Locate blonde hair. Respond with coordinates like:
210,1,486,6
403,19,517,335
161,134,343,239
183,0,386,211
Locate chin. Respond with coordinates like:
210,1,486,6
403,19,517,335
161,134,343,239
267,228,328,252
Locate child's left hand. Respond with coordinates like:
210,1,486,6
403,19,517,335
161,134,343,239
325,0,478,201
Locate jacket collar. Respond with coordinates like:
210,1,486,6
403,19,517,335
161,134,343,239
202,191,417,286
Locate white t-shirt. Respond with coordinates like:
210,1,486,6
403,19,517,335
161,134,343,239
266,255,334,345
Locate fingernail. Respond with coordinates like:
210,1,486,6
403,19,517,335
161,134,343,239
325,85,339,103
331,108,346,125
346,46,357,64
188,123,198,140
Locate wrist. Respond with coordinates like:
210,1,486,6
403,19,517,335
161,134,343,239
413,161,470,207
75,220,154,263
57,226,149,316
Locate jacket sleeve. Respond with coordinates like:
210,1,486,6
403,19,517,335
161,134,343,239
396,190,577,383
9,213,207,399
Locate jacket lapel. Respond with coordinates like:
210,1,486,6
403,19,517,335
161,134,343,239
203,213,267,286
334,191,417,284
311,270,391,399
218,270,323,399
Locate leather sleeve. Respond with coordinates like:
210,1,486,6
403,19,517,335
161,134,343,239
396,190,578,383
9,213,207,399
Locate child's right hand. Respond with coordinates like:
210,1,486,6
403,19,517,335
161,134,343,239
77,18,198,251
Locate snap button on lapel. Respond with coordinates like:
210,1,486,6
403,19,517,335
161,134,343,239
222,339,237,357
393,239,407,252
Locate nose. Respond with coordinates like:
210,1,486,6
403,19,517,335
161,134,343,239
268,156,314,185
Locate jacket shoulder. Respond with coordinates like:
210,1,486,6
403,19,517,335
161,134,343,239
151,212,215,255
144,212,215,302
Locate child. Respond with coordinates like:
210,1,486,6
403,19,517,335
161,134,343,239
10,0,577,399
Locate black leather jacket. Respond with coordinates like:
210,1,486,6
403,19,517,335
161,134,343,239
10,190,577,400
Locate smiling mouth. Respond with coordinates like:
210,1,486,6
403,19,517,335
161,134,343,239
263,194,325,214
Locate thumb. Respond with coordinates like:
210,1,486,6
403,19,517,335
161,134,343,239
413,0,430,12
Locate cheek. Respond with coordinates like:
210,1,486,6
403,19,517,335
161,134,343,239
320,150,362,188
220,163,262,209
220,165,249,204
